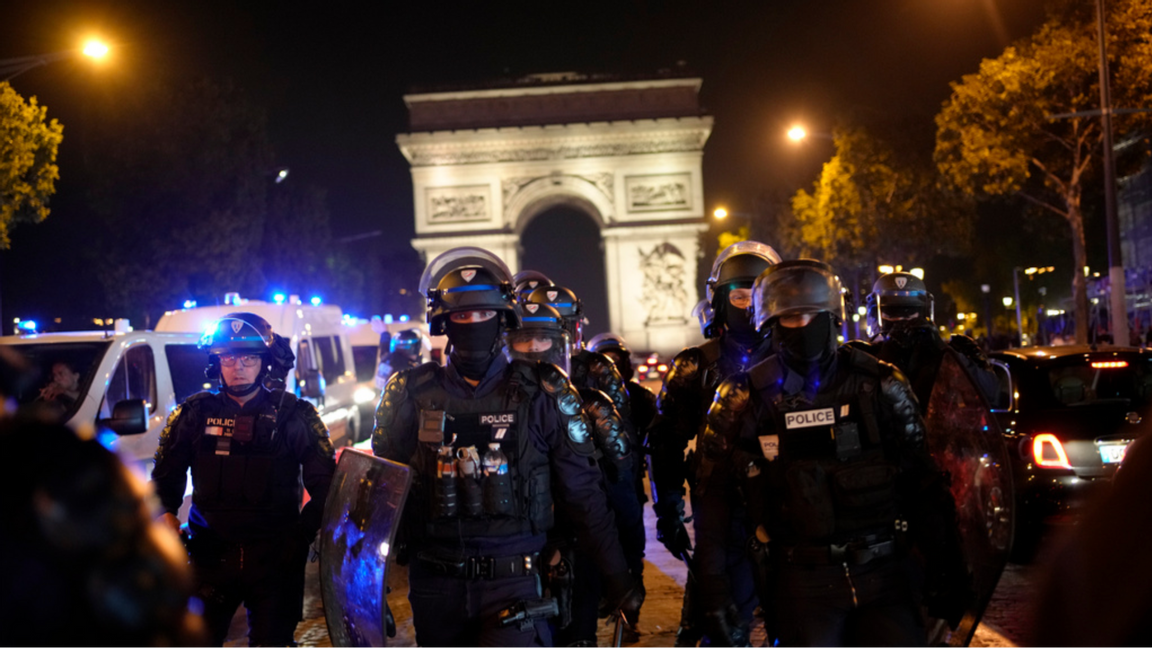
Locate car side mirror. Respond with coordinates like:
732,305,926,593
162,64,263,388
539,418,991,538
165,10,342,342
99,399,148,436
299,369,323,399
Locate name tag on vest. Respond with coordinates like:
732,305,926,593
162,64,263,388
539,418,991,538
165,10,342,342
479,412,516,426
784,408,836,429
758,435,780,461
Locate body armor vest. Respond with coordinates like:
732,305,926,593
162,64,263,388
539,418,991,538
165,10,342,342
189,390,302,519
405,361,553,541
747,351,899,546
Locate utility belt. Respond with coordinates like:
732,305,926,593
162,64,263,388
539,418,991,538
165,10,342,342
416,550,540,580
783,533,897,566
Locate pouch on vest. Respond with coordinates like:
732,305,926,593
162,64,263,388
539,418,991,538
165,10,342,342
782,460,836,539
830,460,898,533
232,415,255,444
833,422,862,461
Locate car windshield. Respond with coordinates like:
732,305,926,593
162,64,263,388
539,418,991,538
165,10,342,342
6,341,111,419
1018,355,1152,409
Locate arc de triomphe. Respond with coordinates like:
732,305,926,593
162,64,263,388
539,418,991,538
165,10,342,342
396,72,711,355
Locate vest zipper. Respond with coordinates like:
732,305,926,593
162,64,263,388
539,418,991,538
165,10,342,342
842,562,858,608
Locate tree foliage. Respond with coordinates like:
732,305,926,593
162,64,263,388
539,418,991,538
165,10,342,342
790,126,974,297
0,82,64,249
934,0,1152,343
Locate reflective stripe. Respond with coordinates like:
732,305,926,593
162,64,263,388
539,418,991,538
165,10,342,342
443,284,498,293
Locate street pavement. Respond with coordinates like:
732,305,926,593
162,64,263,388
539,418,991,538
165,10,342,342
226,479,1034,647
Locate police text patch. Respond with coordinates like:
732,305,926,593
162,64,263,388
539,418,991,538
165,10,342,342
479,412,516,426
784,408,836,429
758,435,779,461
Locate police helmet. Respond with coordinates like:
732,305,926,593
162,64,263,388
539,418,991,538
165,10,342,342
419,247,519,336
704,241,782,338
505,302,571,374
751,259,845,333
587,332,633,381
513,270,552,303
199,312,273,356
866,272,935,338
390,328,427,360
526,285,584,349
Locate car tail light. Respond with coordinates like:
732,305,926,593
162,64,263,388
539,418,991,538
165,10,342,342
1091,360,1128,368
1032,433,1071,469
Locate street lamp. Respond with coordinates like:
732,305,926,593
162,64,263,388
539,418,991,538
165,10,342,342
1,40,111,82
982,284,993,337
1013,266,1056,347
786,124,834,143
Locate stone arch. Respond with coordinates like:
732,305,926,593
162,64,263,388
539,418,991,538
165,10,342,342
505,173,613,235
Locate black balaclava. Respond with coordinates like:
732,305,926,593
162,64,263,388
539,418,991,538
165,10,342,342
447,317,503,380
724,298,760,349
774,312,836,367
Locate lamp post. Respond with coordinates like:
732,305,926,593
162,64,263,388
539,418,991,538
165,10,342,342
1013,268,1025,346
1095,0,1128,348
982,284,993,338
0,40,110,82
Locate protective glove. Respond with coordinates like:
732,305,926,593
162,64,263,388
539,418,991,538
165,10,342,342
654,497,692,558
704,602,750,647
601,571,645,624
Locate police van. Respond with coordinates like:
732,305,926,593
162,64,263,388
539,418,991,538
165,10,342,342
1,321,207,474
155,295,364,446
343,316,445,426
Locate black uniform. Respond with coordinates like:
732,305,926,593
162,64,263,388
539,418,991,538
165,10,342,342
852,327,999,410
152,387,336,646
373,353,634,647
649,334,772,644
695,345,965,647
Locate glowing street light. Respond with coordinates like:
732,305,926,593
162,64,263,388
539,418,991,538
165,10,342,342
787,125,807,142
714,207,728,220
1,38,112,81
82,39,110,60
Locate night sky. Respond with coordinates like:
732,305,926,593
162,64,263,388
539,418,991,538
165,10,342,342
1,0,1050,330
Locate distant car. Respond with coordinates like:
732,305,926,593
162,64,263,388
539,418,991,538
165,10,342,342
988,344,1152,559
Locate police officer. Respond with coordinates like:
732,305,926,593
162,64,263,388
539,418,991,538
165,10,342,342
694,260,969,647
514,269,553,303
376,328,428,390
373,248,641,647
526,285,647,643
855,271,998,408
647,240,780,646
151,312,336,646
587,332,658,446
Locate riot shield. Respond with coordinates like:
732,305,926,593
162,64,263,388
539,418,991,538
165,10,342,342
923,351,1014,646
320,449,411,647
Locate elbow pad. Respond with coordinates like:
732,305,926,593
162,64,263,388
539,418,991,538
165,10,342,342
586,351,630,417
296,399,335,459
579,387,630,461
879,364,926,446
372,370,411,456
539,361,596,456
699,373,752,462
657,347,703,415
153,404,185,467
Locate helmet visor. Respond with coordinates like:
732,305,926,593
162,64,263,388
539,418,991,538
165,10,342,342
419,247,514,297
504,329,571,374
752,262,845,332
708,241,782,287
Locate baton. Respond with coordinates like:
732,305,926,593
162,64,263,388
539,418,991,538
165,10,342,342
613,610,631,647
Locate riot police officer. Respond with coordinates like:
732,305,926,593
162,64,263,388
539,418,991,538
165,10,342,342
151,312,336,646
855,271,998,408
694,260,968,647
376,328,429,390
514,269,553,303
373,248,641,647
587,332,658,446
647,240,780,645
526,284,646,643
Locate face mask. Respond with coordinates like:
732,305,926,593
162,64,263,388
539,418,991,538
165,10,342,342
774,312,834,363
447,317,502,379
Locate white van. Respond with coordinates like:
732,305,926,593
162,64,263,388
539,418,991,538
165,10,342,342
155,297,363,446
1,326,208,473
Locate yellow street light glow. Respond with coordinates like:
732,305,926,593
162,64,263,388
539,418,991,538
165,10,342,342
787,125,807,142
713,207,728,220
909,267,925,279
82,40,109,59
878,265,895,275
1002,296,1014,308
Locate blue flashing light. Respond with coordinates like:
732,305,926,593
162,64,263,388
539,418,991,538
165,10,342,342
273,293,286,305
18,320,37,332
399,315,410,322
183,300,197,309
384,315,394,324
310,296,322,306
95,428,119,450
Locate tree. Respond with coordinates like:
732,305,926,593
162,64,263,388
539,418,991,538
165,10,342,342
0,81,63,248
791,125,974,309
934,0,1152,344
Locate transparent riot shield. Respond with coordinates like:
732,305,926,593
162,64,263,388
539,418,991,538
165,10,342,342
320,449,411,647
923,351,1014,646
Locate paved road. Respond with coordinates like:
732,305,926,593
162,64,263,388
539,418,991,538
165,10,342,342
227,482,1041,646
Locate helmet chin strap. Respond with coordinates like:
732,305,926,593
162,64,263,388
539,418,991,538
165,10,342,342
220,369,267,397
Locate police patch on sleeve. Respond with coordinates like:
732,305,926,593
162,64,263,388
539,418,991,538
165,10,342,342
758,434,779,461
784,408,836,429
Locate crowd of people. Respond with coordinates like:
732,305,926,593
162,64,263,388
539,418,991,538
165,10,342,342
3,241,1140,647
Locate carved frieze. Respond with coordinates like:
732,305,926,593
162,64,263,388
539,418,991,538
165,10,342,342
625,173,691,212
501,172,615,220
638,242,690,326
426,185,490,223
406,132,706,167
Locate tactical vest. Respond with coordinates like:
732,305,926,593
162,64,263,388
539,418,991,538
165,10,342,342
405,361,553,541
747,350,900,545
189,390,302,518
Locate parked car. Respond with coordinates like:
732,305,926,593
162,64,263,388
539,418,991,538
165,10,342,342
988,344,1152,559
